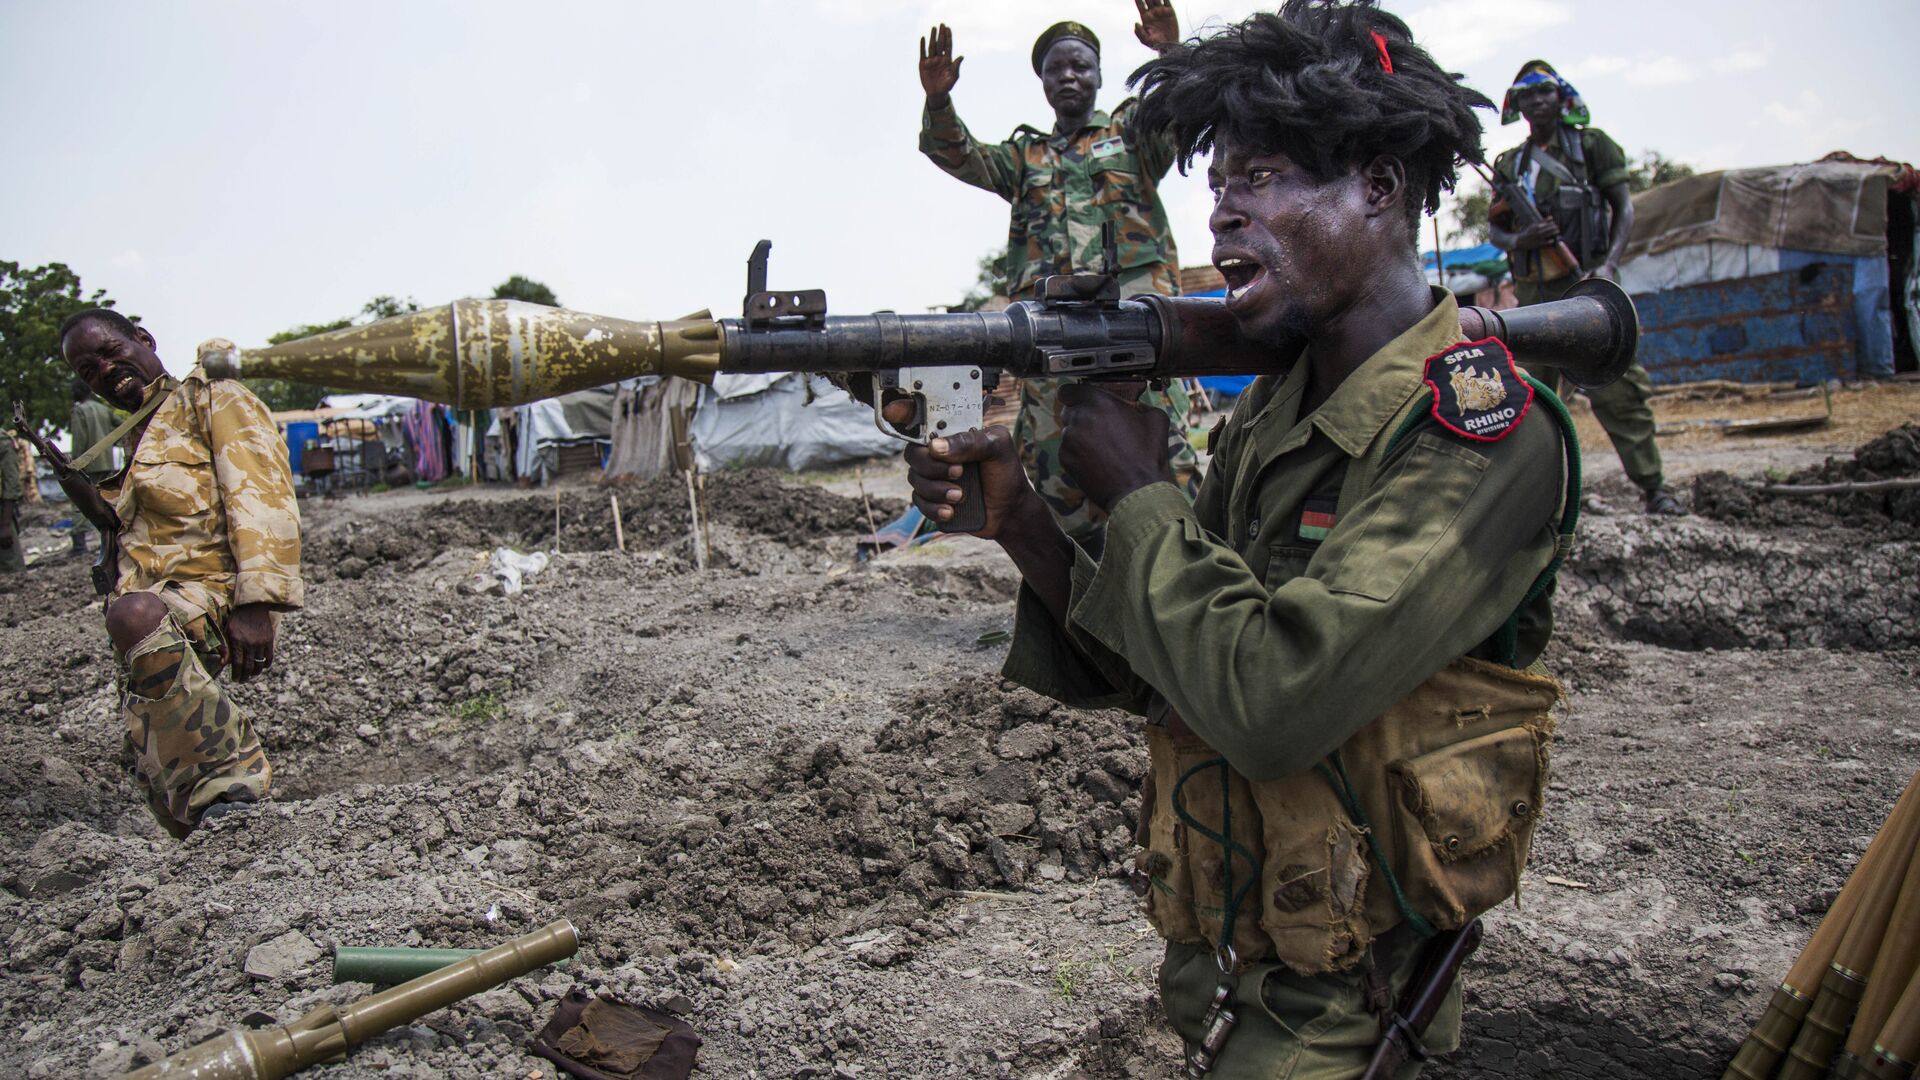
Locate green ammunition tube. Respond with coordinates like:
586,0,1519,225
333,946,569,985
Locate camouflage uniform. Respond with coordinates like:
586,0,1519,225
102,361,302,836
920,97,1199,544
0,434,22,572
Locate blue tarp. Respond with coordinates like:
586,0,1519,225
1421,243,1505,271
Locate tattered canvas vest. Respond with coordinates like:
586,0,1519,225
1134,387,1567,977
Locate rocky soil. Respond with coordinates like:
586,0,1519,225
2,425,1917,1079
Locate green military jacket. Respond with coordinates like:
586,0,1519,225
0,434,21,501
920,97,1179,299
69,397,119,480
1003,292,1567,780
1494,126,1630,278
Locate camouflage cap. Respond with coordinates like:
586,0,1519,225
1032,21,1099,74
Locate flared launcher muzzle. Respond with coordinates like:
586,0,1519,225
1143,277,1639,391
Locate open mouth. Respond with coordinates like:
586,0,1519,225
110,369,140,401
1216,257,1267,304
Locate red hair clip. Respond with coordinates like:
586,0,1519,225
1370,30,1393,74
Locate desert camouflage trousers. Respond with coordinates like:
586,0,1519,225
115,600,270,837
1015,263,1201,547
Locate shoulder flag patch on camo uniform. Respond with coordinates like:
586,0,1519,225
1422,338,1534,442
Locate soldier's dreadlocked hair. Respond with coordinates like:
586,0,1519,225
1131,0,1491,231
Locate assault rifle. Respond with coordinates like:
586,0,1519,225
1474,161,1584,282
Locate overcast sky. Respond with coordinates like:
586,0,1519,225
3,0,1914,375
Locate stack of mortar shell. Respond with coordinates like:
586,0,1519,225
1723,769,1920,1080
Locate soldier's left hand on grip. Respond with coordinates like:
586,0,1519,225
1057,381,1175,514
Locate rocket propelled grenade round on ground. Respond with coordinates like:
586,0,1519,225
121,919,579,1080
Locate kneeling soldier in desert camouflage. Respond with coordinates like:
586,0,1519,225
57,309,303,837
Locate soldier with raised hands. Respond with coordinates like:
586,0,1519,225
57,309,303,837
907,2,1576,1074
917,0,1198,553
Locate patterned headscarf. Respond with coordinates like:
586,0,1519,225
1501,59,1590,127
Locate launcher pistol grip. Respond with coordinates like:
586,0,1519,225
862,367,988,533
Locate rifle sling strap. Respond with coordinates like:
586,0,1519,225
70,377,179,474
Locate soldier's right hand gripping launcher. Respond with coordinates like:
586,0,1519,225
202,240,1640,530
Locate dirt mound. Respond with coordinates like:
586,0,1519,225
1562,515,1918,651
304,470,901,582
1692,423,1920,535
546,674,1143,954
0,551,97,627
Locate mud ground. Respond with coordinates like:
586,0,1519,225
2,385,1917,1079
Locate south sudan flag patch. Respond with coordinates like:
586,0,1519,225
1298,495,1338,542
1422,337,1534,442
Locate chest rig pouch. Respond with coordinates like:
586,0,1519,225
1135,367,1581,976
1522,129,1611,272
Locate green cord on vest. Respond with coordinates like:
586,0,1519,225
1171,756,1260,956
1388,373,1582,666
1317,751,1439,940
1495,374,1582,665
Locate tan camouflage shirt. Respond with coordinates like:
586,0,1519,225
103,367,303,620
920,97,1179,299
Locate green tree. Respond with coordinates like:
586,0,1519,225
949,248,1008,312
491,275,560,307
1627,151,1697,194
1448,185,1492,246
0,260,130,435
247,295,421,413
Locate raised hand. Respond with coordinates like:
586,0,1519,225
919,23,963,103
1133,0,1180,51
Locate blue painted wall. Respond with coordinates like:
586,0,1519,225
1631,263,1857,386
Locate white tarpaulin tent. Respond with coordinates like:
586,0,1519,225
511,386,616,484
691,374,899,472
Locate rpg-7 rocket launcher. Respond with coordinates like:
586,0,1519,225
122,920,578,1079
204,240,1639,528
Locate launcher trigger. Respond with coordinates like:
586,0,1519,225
867,367,985,445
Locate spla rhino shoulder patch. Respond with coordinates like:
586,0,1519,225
1422,338,1534,442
